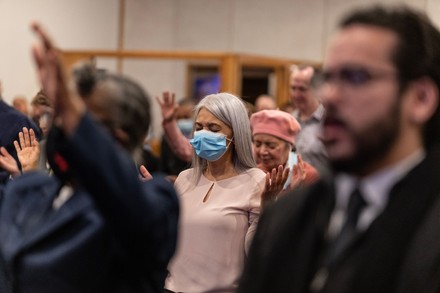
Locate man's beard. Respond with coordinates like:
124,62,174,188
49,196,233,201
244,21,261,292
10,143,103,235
328,101,401,176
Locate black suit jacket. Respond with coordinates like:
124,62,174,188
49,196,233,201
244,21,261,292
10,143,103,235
238,148,440,293
0,114,179,293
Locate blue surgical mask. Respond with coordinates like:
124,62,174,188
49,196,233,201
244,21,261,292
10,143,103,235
177,118,194,137
190,130,233,161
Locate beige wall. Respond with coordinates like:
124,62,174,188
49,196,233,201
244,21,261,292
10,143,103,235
0,0,119,103
121,0,436,137
0,0,438,137
123,0,433,61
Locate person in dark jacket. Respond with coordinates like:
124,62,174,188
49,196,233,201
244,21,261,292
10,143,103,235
238,5,440,293
0,23,179,293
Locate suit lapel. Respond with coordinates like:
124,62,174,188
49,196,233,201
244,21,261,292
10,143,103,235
352,149,440,293
276,180,335,292
395,193,440,293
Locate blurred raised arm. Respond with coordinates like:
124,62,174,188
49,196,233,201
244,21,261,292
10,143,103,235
31,22,86,137
156,91,193,162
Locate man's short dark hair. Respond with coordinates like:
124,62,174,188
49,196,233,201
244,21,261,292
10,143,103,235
340,5,440,149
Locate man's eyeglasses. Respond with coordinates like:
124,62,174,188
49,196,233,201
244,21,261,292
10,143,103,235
313,66,397,89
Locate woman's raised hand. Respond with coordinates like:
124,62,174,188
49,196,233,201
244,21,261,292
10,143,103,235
261,165,290,207
156,91,178,123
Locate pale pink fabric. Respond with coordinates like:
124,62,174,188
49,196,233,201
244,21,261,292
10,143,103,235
165,168,266,293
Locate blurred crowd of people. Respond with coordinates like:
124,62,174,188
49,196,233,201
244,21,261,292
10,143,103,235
1,4,440,293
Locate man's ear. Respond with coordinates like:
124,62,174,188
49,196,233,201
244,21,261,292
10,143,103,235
408,77,439,124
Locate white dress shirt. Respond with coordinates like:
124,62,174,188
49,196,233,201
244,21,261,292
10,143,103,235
327,149,425,239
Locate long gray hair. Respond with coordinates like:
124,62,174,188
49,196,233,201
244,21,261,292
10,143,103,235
190,93,256,185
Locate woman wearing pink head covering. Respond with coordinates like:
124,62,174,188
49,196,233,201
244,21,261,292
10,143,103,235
250,110,319,203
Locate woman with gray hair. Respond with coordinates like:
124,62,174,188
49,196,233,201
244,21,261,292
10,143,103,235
165,93,266,293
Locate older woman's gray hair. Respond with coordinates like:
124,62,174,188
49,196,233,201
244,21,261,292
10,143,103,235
191,93,256,184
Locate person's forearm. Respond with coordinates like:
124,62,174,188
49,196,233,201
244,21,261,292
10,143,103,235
162,120,192,162
56,94,87,137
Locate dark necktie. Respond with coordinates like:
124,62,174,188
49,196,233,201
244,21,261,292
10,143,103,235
310,187,366,292
326,187,366,262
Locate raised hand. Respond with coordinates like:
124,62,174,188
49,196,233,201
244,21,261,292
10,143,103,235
15,127,40,172
155,91,178,123
0,147,20,177
31,22,85,135
261,165,290,207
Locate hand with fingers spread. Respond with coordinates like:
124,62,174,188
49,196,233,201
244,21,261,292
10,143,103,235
139,165,153,181
290,154,308,190
156,91,178,123
157,91,193,162
0,127,40,177
0,147,20,177
261,165,290,206
31,22,85,136
15,127,40,173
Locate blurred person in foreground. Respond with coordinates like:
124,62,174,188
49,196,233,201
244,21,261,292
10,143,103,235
238,5,440,293
0,23,178,293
